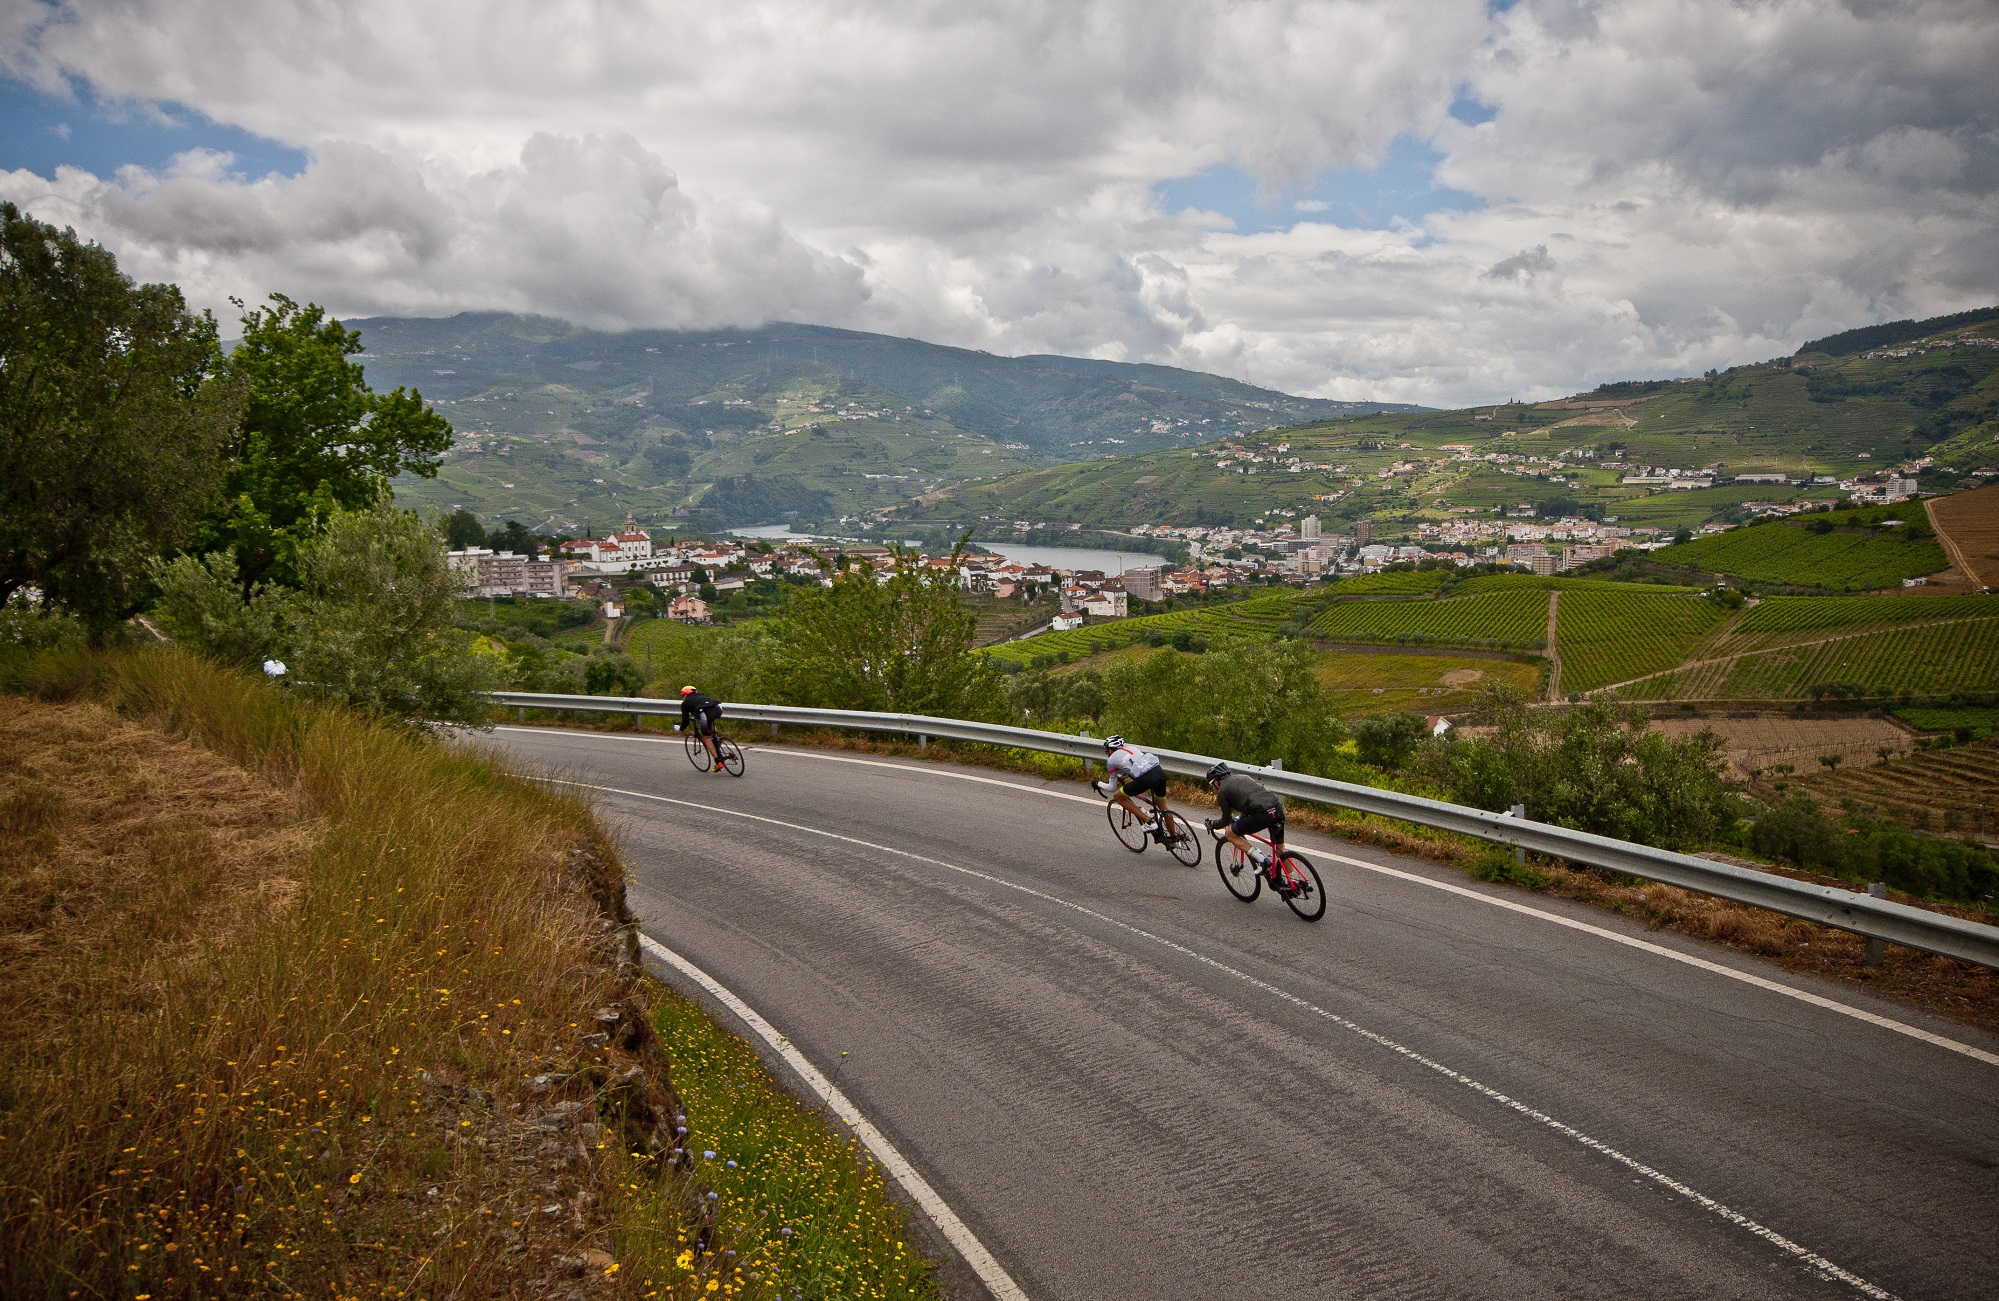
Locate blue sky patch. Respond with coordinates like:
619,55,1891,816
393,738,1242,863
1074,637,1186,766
1156,135,1483,234
0,77,308,180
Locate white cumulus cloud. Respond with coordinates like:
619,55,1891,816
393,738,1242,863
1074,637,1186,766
3,0,1994,406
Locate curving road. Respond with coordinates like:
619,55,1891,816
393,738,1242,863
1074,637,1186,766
487,726,1999,1301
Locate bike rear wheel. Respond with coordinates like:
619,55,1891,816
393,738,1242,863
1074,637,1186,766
1161,811,1203,867
684,733,712,772
1107,800,1149,852
1215,836,1260,901
718,738,746,777
1275,851,1327,922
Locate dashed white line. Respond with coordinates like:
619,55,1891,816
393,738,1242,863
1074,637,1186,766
564,777,1900,1300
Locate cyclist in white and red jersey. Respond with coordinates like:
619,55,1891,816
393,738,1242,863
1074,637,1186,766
1092,735,1173,840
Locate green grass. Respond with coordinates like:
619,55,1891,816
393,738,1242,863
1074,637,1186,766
1651,515,1948,590
1309,589,1550,651
615,986,938,1300
1557,590,1725,693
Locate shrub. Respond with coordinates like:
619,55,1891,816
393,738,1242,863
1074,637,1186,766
1416,687,1738,851
1102,639,1350,773
1353,712,1430,771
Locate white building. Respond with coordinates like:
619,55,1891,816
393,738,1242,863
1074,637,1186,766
446,548,569,598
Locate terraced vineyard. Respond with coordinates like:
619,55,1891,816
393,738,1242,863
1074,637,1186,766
1797,738,1999,840
1454,574,1696,597
1650,515,1947,591
984,588,1333,667
1620,613,1999,700
1310,589,1549,651
1556,591,1725,694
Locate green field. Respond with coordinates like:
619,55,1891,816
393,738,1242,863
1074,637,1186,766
1556,591,1725,693
1620,614,1999,701
1650,510,1947,591
1315,650,1542,716
1310,589,1550,651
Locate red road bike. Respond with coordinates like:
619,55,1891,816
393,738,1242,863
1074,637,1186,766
1209,825,1326,922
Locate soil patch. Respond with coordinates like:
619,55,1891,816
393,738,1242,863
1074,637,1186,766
1928,482,1999,591
1653,714,1914,779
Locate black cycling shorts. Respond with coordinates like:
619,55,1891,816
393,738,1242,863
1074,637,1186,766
1117,767,1167,799
1232,803,1284,839
690,708,720,735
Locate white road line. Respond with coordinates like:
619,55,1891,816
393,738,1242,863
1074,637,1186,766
634,932,1031,1301
570,779,1898,1301
500,729,1998,1071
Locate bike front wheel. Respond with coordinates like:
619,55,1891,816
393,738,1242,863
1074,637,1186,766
718,738,746,777
1276,852,1327,922
1161,811,1203,867
1107,800,1149,853
685,733,712,772
1215,836,1260,902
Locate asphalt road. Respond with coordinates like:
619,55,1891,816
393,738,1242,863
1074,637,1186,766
486,726,1999,1301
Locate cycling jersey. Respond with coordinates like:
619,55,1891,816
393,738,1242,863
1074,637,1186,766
1214,773,1280,822
680,691,723,732
1107,745,1162,780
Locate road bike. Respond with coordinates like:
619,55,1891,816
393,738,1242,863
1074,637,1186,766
1210,825,1326,922
1095,781,1204,866
680,727,745,777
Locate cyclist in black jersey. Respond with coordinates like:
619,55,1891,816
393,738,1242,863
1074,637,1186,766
675,686,725,771
1204,763,1285,873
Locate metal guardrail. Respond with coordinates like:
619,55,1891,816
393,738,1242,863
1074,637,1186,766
487,691,1999,970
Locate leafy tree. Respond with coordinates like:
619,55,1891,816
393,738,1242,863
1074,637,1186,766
148,548,286,670
583,652,646,697
0,203,243,636
445,509,487,549
1102,639,1348,772
1353,712,1430,771
1416,687,1737,850
1004,666,1106,725
489,520,541,556
751,549,1001,718
196,294,452,585
283,501,497,724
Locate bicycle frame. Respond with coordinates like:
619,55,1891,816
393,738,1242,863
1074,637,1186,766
1214,826,1308,890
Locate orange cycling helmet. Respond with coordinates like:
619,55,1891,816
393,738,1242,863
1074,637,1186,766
680,685,697,696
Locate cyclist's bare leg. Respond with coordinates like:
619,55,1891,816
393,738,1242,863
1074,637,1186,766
702,730,722,763
1223,828,1264,863
1107,781,1152,825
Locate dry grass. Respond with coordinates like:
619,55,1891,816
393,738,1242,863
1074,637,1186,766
0,648,693,1298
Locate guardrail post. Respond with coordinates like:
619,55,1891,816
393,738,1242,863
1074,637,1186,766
517,707,525,722
918,734,928,752
1866,883,1887,966
1269,757,1284,808
1511,803,1528,866
770,721,778,739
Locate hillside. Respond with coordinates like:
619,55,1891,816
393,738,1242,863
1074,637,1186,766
365,313,1418,532
905,306,1999,537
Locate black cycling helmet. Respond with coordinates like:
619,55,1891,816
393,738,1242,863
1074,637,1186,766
1205,762,1231,785
1103,734,1124,753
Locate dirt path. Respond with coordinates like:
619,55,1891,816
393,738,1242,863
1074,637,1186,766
1544,590,1562,700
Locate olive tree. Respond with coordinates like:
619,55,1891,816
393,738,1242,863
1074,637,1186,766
0,203,242,636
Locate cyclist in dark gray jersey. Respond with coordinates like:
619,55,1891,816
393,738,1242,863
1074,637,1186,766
1204,763,1284,871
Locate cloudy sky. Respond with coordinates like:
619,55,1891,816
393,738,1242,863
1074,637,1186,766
3,0,1995,407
